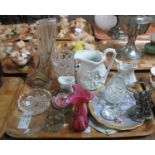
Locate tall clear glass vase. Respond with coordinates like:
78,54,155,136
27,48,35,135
26,18,57,89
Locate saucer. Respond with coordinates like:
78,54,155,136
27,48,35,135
88,90,144,130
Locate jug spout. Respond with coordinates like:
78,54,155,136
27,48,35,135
115,59,137,71
115,59,137,86
74,50,104,66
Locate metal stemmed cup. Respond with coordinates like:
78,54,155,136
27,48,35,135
118,15,152,60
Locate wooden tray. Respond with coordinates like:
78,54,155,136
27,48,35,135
56,40,98,51
5,73,155,139
99,40,155,71
56,23,93,41
11,116,155,139
1,55,35,74
6,109,155,139
0,77,24,138
94,24,155,40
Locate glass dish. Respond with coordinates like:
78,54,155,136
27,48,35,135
18,89,51,116
6,107,48,137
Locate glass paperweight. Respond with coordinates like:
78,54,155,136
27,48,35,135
101,74,127,120
18,89,51,116
45,109,65,132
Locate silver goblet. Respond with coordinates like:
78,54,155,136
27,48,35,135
119,15,152,60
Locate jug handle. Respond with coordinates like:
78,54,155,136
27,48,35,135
103,48,117,83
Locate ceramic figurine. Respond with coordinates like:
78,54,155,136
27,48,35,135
10,49,31,66
75,17,87,30
67,41,96,51
58,15,69,38
70,31,94,43
71,41,84,51
74,48,117,90
16,40,26,49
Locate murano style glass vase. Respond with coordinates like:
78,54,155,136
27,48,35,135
27,18,57,89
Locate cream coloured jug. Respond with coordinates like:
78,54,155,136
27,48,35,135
74,48,117,90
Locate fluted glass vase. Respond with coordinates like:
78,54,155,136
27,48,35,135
27,18,57,89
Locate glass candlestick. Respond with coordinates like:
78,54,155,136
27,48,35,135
27,18,57,89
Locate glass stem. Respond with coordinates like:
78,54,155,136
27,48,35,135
126,24,138,50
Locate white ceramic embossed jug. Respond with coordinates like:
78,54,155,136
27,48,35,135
115,59,137,86
74,48,117,90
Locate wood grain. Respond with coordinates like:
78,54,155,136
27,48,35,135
0,77,24,138
94,24,155,40
99,40,155,71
